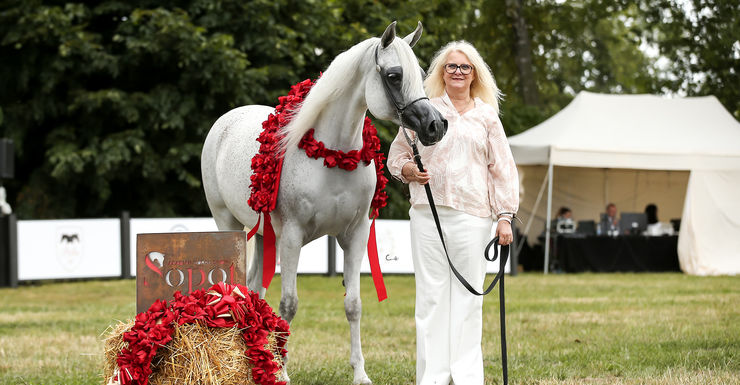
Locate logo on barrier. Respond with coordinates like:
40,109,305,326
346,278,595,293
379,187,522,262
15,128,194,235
136,232,247,313
56,227,83,272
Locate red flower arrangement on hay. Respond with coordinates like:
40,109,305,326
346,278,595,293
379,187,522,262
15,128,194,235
110,282,289,385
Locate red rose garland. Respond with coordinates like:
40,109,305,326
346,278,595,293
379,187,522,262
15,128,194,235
298,119,388,218
248,78,388,218
248,79,315,215
115,282,289,385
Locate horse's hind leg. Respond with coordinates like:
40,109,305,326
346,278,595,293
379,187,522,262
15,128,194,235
246,233,266,298
338,231,373,385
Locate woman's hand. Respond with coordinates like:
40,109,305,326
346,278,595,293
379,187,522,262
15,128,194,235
402,162,430,185
496,220,513,245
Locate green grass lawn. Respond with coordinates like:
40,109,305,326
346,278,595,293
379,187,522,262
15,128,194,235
0,273,738,385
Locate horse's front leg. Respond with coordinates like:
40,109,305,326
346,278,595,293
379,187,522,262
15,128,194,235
338,228,373,385
276,224,303,384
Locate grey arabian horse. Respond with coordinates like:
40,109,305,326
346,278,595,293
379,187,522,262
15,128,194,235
201,22,447,384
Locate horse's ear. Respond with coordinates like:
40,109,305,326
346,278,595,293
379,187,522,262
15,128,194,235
381,21,397,49
403,21,423,48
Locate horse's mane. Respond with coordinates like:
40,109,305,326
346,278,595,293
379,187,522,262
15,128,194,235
279,36,423,154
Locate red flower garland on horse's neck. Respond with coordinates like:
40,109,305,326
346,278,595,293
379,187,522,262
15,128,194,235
247,78,388,219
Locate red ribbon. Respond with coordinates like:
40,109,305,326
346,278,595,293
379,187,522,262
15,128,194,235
367,216,387,302
245,213,277,291
247,215,261,241
262,213,277,290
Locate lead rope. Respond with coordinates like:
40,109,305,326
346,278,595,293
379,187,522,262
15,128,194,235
400,125,508,384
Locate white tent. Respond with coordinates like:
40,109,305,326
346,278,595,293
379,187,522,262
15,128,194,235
508,91,740,275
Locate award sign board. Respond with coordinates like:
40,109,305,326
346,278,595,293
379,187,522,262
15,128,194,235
136,231,247,313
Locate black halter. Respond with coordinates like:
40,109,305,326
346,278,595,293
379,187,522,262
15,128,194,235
374,44,428,118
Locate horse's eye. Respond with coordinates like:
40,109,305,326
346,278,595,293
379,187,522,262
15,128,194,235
387,73,402,85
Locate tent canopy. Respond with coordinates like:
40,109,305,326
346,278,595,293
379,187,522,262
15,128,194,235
510,92,740,170
508,92,740,275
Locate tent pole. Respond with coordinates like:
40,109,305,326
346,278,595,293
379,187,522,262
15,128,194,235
514,170,549,258
543,162,554,274
604,168,609,207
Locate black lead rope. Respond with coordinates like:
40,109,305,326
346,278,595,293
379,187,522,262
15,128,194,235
407,136,509,385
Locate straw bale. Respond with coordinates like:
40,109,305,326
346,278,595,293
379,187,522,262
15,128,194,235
102,321,285,385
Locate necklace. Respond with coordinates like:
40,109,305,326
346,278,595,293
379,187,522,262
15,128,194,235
455,98,473,115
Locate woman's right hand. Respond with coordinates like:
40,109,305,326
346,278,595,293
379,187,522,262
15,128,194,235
402,162,430,185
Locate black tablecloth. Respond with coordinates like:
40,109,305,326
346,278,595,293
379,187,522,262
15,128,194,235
553,235,680,272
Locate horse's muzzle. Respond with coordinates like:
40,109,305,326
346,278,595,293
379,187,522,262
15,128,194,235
421,119,448,146
403,101,448,146
414,112,447,147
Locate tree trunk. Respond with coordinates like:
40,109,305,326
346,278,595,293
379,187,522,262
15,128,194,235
505,0,541,106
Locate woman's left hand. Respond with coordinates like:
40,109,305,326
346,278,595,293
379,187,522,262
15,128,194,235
496,220,513,245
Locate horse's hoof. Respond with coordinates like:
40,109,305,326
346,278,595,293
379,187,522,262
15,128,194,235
278,367,290,384
353,377,372,385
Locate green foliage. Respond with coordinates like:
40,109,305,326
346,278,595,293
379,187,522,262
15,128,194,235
642,0,740,118
470,0,660,135
0,0,737,219
1,1,261,217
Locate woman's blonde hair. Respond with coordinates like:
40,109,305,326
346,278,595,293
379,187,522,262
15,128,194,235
424,40,502,114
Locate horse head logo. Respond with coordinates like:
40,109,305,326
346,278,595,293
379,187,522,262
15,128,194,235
147,251,165,268
145,251,165,277
56,227,83,272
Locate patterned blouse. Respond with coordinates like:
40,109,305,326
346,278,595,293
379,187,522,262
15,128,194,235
387,93,519,219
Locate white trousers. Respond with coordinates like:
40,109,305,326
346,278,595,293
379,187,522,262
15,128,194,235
410,204,494,385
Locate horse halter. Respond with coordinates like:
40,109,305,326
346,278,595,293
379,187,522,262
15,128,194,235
374,44,428,121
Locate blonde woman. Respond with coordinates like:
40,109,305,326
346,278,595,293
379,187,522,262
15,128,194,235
387,41,519,385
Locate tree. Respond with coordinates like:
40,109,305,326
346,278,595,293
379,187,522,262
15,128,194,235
505,0,541,106
468,0,659,136
642,0,740,118
1,2,273,218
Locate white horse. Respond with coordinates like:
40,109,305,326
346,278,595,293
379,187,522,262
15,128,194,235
201,21,447,384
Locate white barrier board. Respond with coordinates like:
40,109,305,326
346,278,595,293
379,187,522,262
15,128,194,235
336,219,415,274
335,219,510,274
17,219,121,280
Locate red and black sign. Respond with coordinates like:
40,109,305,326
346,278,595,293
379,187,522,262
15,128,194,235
136,231,247,313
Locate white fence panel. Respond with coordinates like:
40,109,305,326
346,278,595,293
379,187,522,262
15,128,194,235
17,219,121,280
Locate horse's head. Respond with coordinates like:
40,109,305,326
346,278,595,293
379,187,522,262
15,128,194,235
366,22,448,146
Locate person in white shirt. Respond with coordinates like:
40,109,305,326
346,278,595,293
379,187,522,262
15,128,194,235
387,40,518,385
644,203,674,236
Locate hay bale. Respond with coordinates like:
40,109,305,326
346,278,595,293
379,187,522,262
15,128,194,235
103,321,285,385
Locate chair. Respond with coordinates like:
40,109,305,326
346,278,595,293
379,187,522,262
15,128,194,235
670,218,681,232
